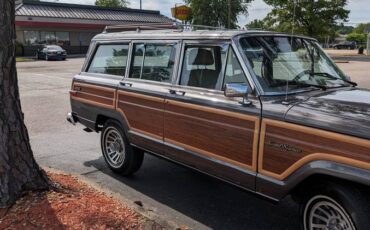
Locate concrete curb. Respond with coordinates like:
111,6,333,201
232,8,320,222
43,166,182,230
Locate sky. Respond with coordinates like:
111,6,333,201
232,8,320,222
44,0,370,27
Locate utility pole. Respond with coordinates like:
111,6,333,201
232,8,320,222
228,0,231,29
140,0,142,10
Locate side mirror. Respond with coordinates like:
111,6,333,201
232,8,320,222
224,83,252,106
224,83,250,97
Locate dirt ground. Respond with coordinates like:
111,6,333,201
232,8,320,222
0,172,164,230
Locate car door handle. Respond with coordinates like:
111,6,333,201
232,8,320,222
169,89,186,96
120,81,133,87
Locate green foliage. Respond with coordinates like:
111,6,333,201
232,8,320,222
336,25,354,35
263,0,349,41
184,0,253,29
246,19,268,30
95,0,128,8
352,23,370,34
346,33,367,44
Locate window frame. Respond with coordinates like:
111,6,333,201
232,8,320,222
84,41,131,80
221,45,249,90
176,40,250,93
234,34,322,96
124,40,181,86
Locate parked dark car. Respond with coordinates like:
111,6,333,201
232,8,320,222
36,45,67,61
68,24,370,230
333,41,357,50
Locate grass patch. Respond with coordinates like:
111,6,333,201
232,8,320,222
16,57,35,62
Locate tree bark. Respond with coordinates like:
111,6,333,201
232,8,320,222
0,0,49,208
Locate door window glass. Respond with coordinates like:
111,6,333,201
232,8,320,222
223,48,248,89
180,44,228,90
88,44,129,76
129,43,176,83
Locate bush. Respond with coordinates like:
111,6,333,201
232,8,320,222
346,33,367,45
15,42,24,57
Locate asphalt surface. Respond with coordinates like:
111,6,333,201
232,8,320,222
17,56,370,230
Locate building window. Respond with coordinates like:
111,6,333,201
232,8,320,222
56,32,70,46
24,31,40,45
40,32,56,45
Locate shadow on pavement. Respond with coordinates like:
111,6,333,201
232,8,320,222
84,155,300,230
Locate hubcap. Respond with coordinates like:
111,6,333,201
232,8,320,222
103,128,125,168
304,195,355,230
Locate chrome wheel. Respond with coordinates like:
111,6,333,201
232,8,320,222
102,127,126,168
304,195,356,230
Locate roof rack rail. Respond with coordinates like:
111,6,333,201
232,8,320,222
103,23,178,33
103,23,226,33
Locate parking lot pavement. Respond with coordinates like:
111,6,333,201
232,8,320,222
17,57,370,230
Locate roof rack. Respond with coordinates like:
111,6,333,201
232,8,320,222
103,23,178,33
103,23,225,33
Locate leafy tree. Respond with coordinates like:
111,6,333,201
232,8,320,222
0,0,49,208
336,24,354,35
263,0,349,41
352,23,370,34
184,0,253,29
246,19,268,30
345,23,370,46
95,0,128,8
346,33,367,45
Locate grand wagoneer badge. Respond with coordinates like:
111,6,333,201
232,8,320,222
267,140,303,154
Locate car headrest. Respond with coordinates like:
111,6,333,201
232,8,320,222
190,48,215,66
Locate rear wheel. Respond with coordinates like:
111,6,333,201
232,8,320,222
301,182,370,230
101,120,144,175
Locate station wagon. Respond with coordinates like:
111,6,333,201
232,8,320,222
68,24,370,230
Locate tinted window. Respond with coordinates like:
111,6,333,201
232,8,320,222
223,48,247,89
88,44,128,76
129,43,176,83
180,44,228,90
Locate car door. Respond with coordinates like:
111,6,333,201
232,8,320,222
163,41,261,190
117,41,180,153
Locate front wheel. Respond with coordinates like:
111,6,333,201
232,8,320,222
101,120,144,175
301,182,370,230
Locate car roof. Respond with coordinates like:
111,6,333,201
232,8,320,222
92,29,317,41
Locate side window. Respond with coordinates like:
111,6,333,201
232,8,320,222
129,43,176,83
88,44,129,76
223,48,248,89
180,44,228,90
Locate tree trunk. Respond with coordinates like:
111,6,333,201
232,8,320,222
0,0,49,208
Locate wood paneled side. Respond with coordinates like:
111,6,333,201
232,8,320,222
259,119,370,180
164,100,260,171
71,82,116,109
117,91,164,140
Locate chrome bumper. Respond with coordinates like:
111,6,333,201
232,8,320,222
66,112,77,125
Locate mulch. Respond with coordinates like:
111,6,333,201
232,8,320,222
0,172,162,230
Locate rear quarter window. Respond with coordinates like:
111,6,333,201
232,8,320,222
87,44,129,76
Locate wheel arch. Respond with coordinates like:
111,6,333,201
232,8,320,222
256,160,370,202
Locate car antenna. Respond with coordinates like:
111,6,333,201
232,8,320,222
283,0,298,105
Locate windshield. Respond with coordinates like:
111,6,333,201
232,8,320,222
239,36,350,94
47,45,63,51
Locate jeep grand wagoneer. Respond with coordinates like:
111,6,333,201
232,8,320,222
68,24,370,230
